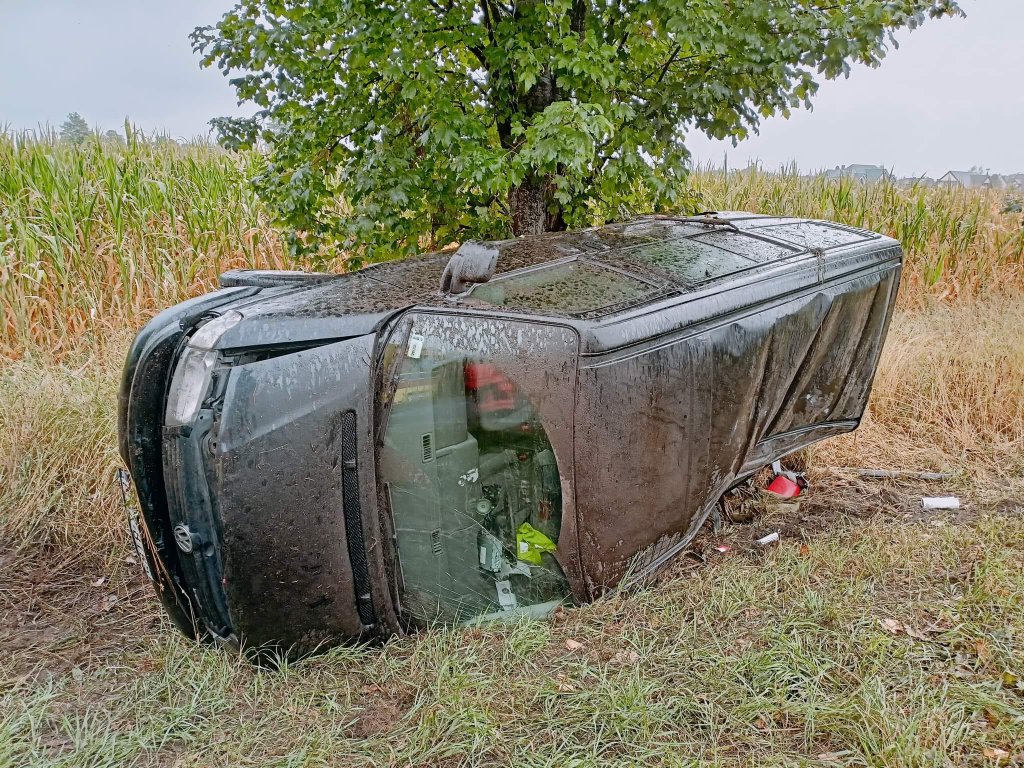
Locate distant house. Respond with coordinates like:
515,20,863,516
1003,173,1024,190
823,164,894,183
937,171,1008,190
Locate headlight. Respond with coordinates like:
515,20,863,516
187,310,242,351
164,312,242,427
165,348,218,427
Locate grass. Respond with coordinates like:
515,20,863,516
2,137,1024,766
3,505,1023,766
0,339,128,558
817,298,1024,488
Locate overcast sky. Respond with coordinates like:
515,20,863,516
1,0,1020,177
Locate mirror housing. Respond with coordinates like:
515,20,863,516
440,241,499,294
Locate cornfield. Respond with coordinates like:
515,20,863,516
1,133,295,358
2,133,1023,358
689,166,1024,301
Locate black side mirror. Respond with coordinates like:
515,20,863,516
440,241,499,294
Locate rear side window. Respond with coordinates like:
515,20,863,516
468,260,658,315
752,222,872,249
692,231,798,263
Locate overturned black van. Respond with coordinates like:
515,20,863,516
118,212,901,654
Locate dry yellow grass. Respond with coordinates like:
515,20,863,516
0,338,129,558
819,297,1024,490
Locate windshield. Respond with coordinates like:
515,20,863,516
375,313,577,625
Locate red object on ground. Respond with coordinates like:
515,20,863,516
766,475,802,498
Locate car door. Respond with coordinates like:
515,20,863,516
375,311,582,626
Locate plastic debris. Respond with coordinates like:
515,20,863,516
515,522,557,565
714,544,732,553
757,531,781,546
766,474,802,498
921,496,960,510
758,465,808,519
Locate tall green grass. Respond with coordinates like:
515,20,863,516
3,135,1023,357
0,132,299,357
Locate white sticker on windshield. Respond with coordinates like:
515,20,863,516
406,333,425,359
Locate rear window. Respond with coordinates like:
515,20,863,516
468,260,657,315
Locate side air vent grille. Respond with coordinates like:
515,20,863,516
421,433,434,463
430,529,443,557
341,411,375,628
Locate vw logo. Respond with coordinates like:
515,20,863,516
173,524,195,553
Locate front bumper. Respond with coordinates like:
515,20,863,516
117,287,260,642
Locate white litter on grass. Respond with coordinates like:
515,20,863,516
921,496,960,510
757,531,780,546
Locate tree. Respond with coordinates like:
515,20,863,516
194,0,962,261
60,112,91,145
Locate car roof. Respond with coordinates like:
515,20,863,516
214,213,899,350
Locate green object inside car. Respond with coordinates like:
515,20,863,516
516,523,557,565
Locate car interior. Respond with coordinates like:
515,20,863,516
379,324,571,624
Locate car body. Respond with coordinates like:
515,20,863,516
118,212,901,655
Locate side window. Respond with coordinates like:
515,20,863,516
377,314,578,625
691,231,798,262
620,239,757,287
750,222,873,249
467,260,660,316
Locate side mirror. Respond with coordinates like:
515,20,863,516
440,241,499,295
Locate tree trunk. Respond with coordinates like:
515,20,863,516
509,173,549,236
504,64,570,235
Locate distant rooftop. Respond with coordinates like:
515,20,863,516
823,164,894,182
937,171,1008,189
